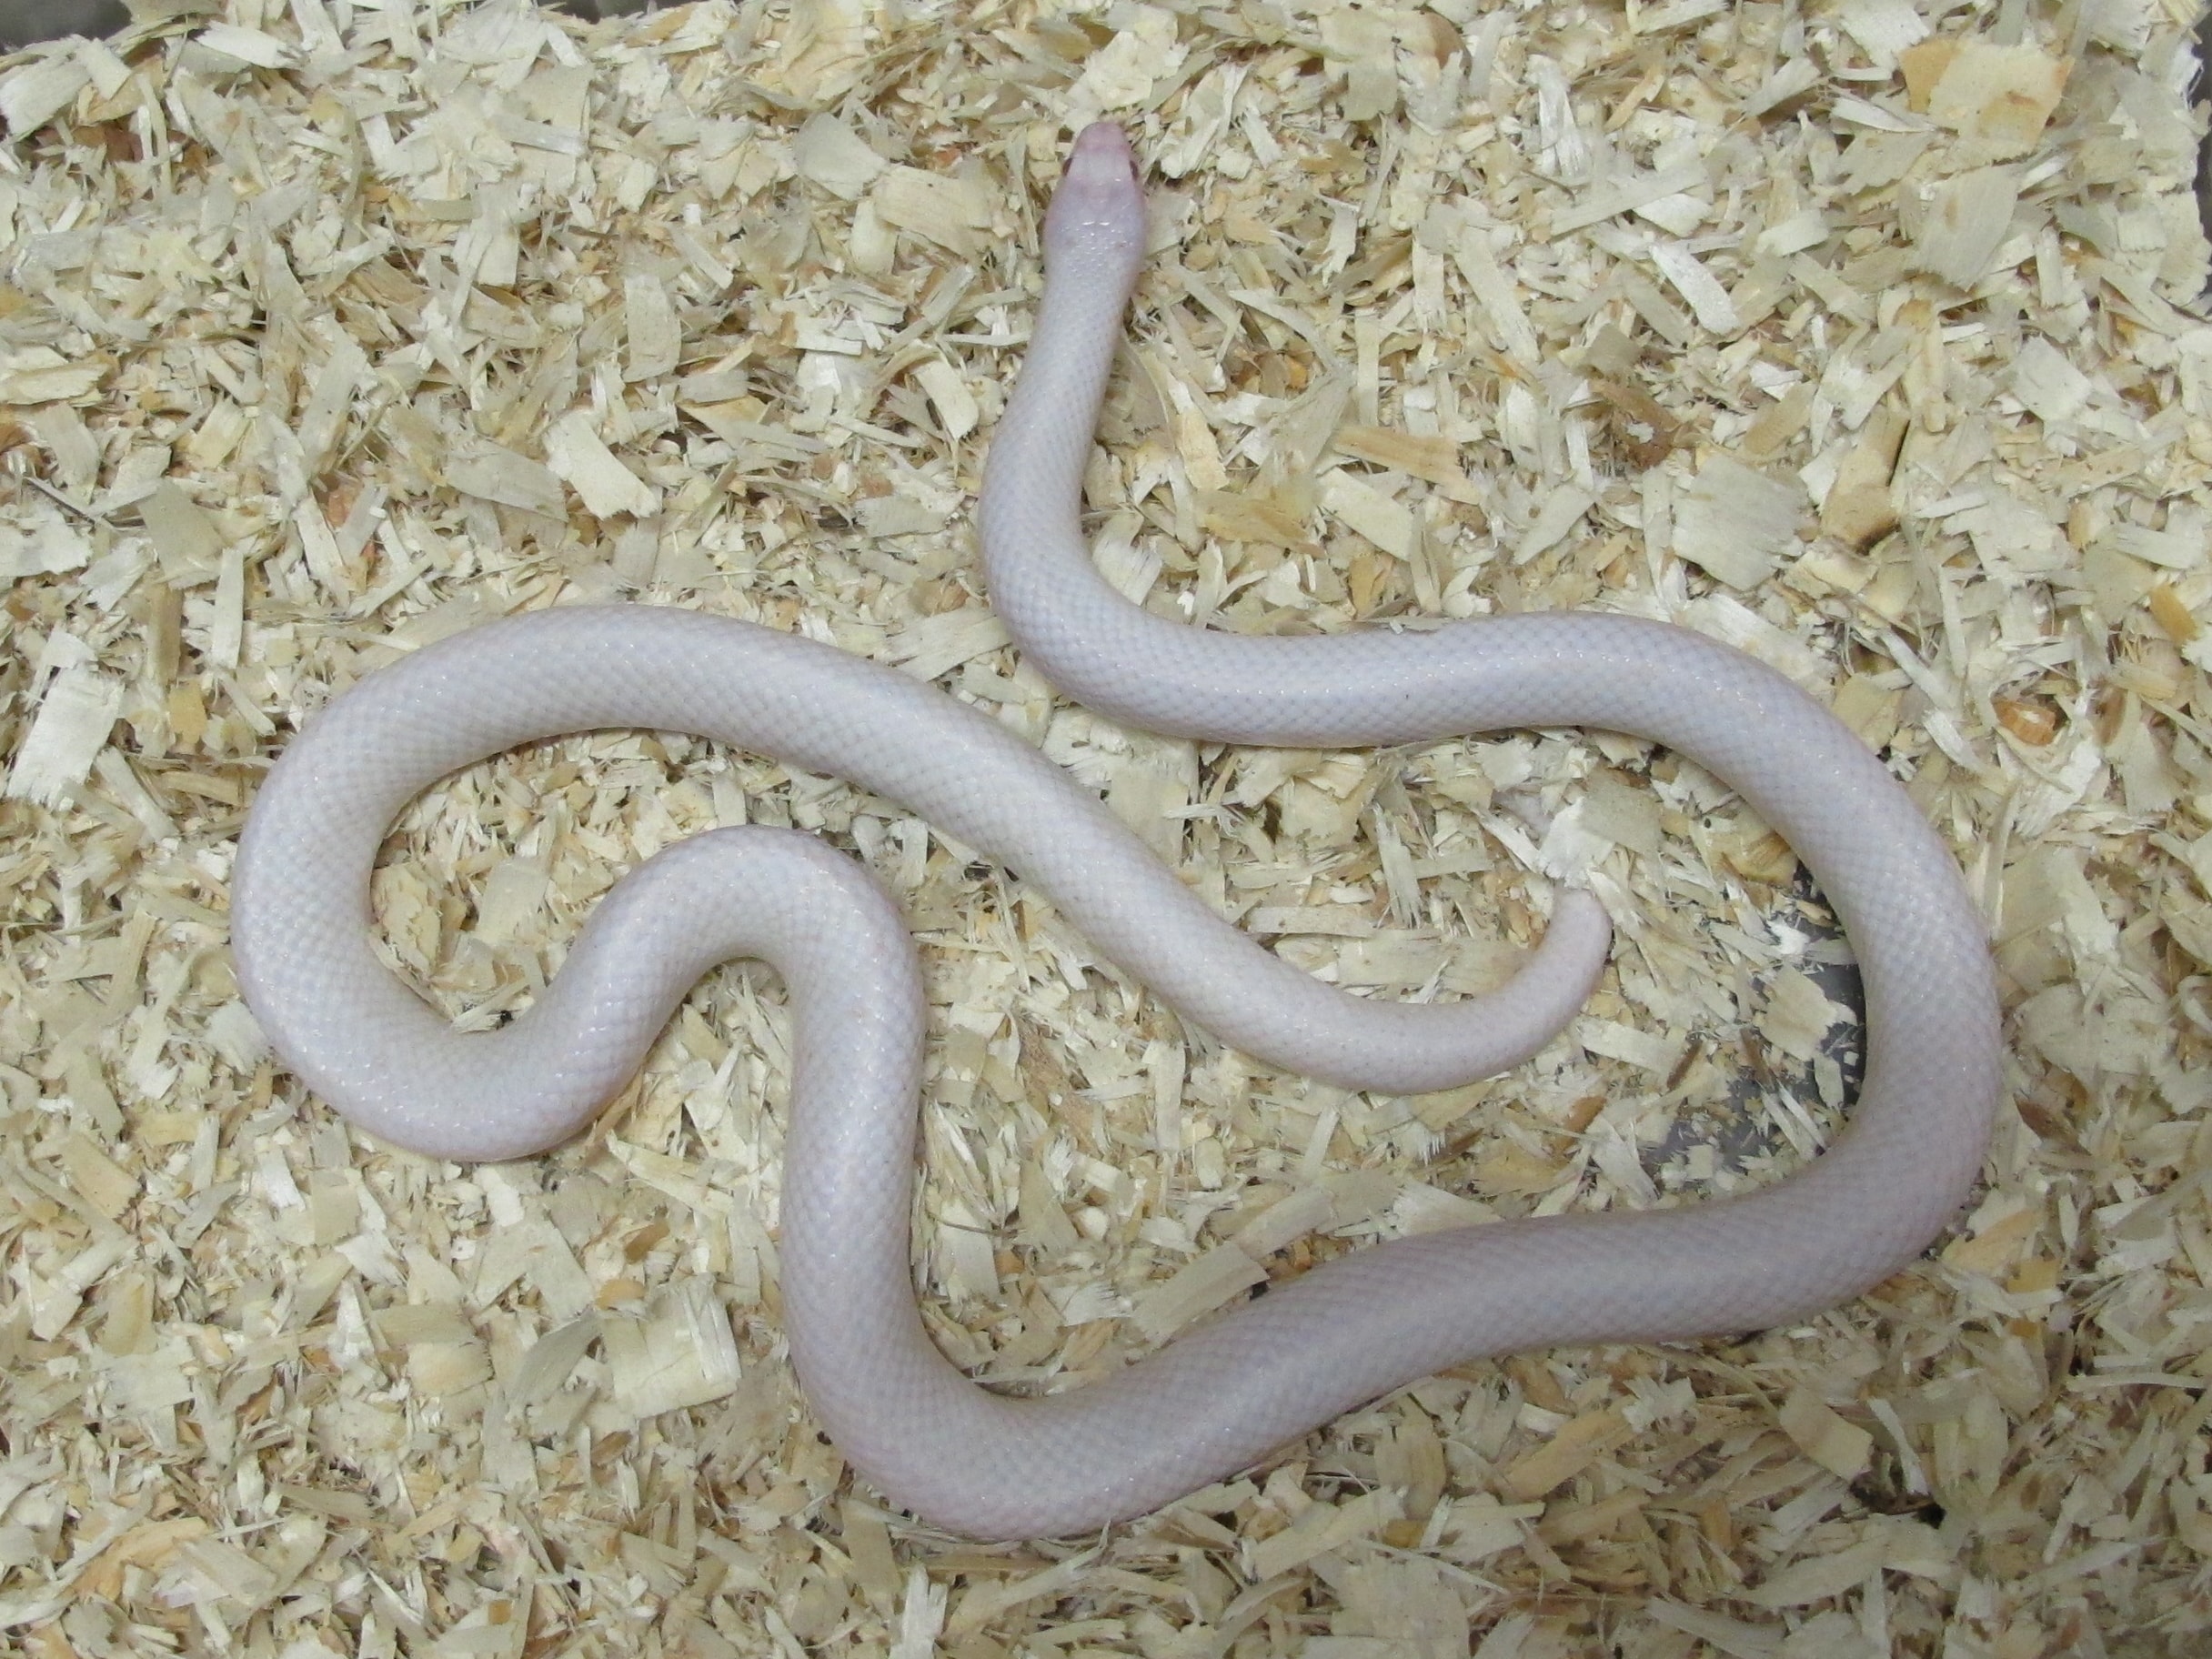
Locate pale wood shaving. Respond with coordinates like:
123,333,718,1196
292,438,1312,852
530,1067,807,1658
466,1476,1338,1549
2,0,2210,1652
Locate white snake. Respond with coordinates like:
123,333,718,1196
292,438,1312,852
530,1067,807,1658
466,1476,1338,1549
230,123,2001,1540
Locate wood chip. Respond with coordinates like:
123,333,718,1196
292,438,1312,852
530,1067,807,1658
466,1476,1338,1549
1779,1387,1875,1481
544,409,658,518
1902,39,2071,157
1674,455,1804,589
5,661,120,804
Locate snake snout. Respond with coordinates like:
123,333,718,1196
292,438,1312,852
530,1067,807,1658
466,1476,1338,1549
1047,122,1147,264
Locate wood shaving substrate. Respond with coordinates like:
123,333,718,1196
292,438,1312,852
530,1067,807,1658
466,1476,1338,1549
1,0,2208,1654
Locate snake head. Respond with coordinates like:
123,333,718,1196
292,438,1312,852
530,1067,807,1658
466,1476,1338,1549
1046,123,1148,288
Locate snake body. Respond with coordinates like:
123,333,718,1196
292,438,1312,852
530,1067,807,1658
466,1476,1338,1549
230,125,2000,1541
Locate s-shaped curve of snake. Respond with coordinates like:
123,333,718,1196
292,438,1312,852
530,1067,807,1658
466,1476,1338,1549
230,123,2001,1542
